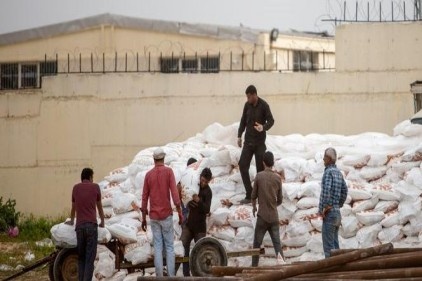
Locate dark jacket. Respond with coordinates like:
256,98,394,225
238,97,274,144
186,184,212,233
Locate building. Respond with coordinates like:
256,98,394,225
0,15,421,216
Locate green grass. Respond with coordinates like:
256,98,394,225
0,214,65,268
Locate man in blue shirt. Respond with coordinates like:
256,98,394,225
318,147,348,258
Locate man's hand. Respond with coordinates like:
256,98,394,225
254,122,263,132
99,221,105,228
237,137,242,148
321,206,333,218
188,200,198,209
141,220,147,232
252,206,257,217
178,210,183,225
65,220,74,226
193,194,200,203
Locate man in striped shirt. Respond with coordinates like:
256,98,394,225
318,147,348,258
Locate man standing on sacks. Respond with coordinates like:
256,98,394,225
237,85,275,204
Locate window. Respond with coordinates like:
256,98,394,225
21,64,38,88
1,63,18,89
160,57,179,73
40,61,58,76
200,56,219,73
0,61,58,90
182,58,198,73
293,51,319,72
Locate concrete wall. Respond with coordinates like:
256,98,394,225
336,22,422,72
0,69,417,216
0,22,420,216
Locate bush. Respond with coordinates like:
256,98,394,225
0,197,21,232
18,214,66,241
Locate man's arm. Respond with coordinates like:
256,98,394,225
96,200,105,227
263,102,274,131
66,203,76,225
276,179,283,206
251,175,259,217
141,174,150,222
339,178,348,207
238,103,247,138
197,189,212,214
319,172,333,214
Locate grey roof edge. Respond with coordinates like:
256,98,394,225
0,13,264,46
0,13,333,46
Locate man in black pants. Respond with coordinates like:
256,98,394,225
238,85,274,204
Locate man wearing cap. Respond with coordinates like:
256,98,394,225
238,85,275,204
319,147,348,258
141,147,183,277
251,151,284,266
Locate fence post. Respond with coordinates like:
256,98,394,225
67,53,70,73
79,53,82,73
230,51,232,71
137,52,139,72
218,51,220,72
91,53,93,73
103,53,105,73
242,51,244,71
264,51,266,71
115,52,117,72
148,52,151,72
56,53,58,74
252,51,254,71
125,53,127,72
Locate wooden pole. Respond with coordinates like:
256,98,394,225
244,243,393,281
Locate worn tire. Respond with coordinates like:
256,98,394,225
189,237,227,277
53,248,78,281
48,261,55,281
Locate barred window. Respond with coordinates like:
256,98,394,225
200,57,219,73
21,64,38,88
0,63,18,90
160,57,179,73
40,61,58,76
182,58,198,73
293,51,319,72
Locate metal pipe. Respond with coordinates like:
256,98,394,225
243,243,393,281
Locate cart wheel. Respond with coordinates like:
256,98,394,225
48,261,55,281
53,248,78,281
189,237,228,277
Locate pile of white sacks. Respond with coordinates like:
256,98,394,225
51,120,422,280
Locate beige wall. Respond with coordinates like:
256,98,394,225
0,22,420,216
0,69,416,216
336,22,422,72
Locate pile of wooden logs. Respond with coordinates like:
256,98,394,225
138,243,422,280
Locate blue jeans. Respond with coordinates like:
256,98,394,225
76,222,98,281
322,209,341,258
252,216,283,267
150,215,175,277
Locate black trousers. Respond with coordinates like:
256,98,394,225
238,142,266,199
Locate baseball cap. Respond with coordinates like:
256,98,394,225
153,147,166,160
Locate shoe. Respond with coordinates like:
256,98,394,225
240,198,251,204
277,253,286,265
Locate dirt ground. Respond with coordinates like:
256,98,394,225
0,242,50,281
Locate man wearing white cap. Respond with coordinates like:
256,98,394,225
141,147,183,277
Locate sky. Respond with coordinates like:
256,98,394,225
0,0,416,35
0,0,339,35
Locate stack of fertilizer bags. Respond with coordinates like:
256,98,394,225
51,120,422,280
